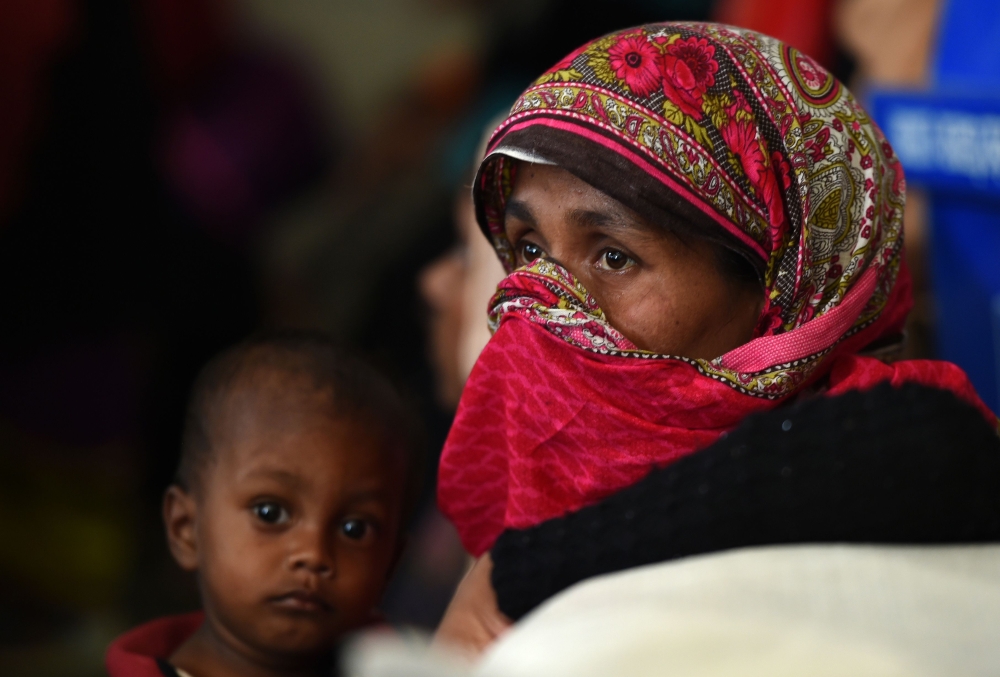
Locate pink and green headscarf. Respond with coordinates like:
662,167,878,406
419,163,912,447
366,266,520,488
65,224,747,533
440,23,992,556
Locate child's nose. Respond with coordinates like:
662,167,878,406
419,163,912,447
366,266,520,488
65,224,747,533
288,533,336,576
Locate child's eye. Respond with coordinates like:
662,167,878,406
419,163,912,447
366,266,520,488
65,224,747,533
598,248,635,271
340,518,372,541
252,501,290,525
519,241,545,264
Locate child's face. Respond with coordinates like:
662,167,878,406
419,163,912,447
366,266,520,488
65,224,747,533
504,162,762,359
167,383,406,663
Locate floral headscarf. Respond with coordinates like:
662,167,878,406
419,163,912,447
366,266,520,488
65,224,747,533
439,23,993,556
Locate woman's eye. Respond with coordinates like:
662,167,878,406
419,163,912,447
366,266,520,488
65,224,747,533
598,249,634,271
252,502,289,525
341,518,372,541
520,242,545,264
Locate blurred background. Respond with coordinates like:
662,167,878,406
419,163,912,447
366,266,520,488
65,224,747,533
1,1,997,675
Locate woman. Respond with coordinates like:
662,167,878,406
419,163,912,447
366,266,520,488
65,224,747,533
433,22,999,653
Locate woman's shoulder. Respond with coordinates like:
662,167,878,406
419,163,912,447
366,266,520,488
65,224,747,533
491,383,1000,620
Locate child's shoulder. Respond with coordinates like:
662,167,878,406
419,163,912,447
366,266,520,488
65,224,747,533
105,612,204,677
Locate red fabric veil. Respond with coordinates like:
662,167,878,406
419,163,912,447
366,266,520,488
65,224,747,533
437,23,995,556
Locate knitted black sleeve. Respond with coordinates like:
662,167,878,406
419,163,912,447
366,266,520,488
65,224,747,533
490,383,1000,620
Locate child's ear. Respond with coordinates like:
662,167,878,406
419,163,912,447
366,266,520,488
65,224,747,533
163,485,199,571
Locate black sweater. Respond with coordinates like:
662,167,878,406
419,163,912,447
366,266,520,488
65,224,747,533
490,383,1000,620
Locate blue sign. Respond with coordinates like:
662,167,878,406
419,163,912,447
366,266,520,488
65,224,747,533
868,90,1000,199
864,0,1000,412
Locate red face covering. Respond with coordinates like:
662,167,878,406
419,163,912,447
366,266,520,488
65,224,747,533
438,23,996,556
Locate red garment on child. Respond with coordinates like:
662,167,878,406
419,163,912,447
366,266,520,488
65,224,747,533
106,612,203,677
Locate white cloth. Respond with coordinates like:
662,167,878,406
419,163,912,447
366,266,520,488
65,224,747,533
476,544,1000,677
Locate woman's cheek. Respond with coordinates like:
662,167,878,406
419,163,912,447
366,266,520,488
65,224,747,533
603,288,652,351
634,277,687,352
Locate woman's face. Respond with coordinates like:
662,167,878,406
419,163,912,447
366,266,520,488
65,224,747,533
504,162,762,359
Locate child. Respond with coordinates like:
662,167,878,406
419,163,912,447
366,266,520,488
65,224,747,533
107,333,421,677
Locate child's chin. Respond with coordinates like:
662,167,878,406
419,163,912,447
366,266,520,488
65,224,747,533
257,616,343,657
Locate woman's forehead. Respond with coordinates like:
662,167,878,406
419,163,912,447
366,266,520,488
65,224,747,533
506,162,654,232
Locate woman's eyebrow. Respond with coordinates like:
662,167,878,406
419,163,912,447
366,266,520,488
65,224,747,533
569,207,653,233
505,199,535,223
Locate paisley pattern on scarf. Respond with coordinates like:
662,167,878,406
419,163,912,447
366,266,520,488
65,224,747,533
439,23,993,556
476,22,907,399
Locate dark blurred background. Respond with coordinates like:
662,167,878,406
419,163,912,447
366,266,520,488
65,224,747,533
0,1,988,675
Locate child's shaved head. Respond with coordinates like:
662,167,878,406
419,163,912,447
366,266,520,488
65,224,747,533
176,332,421,510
